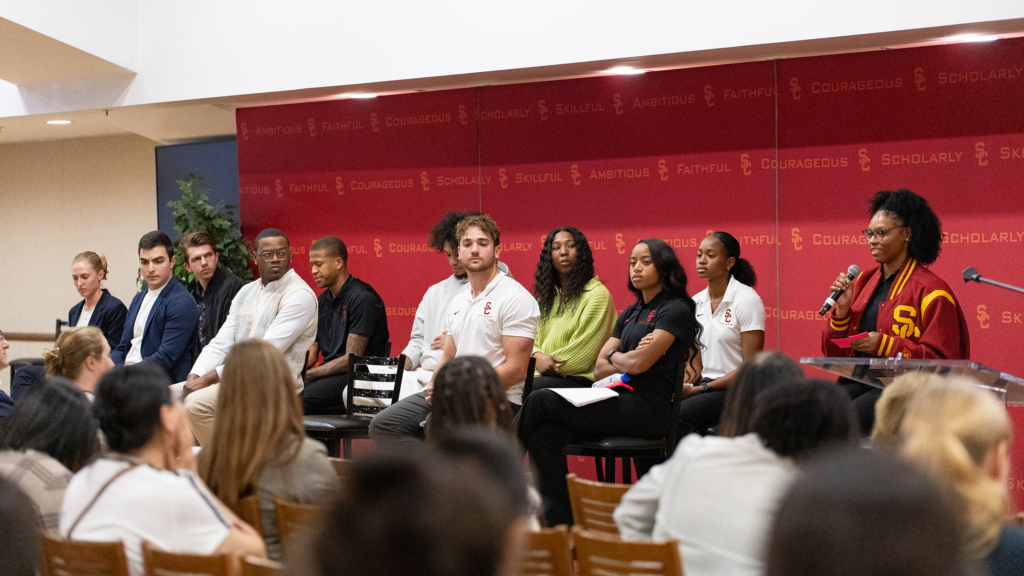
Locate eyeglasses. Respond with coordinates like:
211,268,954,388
256,250,291,261
862,226,907,241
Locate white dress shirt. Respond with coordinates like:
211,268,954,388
125,282,169,365
190,269,317,378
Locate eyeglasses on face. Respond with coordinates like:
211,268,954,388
256,250,291,261
861,226,907,241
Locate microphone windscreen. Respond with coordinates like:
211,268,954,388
847,264,861,278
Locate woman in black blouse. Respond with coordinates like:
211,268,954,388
517,239,701,527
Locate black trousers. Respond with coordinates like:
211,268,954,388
839,380,882,437
301,373,348,415
516,388,670,527
369,390,521,453
677,388,727,439
532,375,593,391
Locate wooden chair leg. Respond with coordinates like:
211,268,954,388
593,457,605,482
343,439,352,459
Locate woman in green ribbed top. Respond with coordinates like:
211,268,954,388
531,227,616,390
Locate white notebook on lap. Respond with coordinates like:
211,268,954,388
549,387,618,407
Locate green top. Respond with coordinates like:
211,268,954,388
533,276,616,381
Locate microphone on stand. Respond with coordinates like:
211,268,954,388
819,264,861,316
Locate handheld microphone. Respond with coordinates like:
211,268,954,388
819,264,861,316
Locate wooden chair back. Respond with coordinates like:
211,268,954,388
520,525,574,576
142,542,233,576
274,499,325,555
241,556,285,576
328,457,351,482
345,353,407,418
40,534,131,576
234,495,263,535
566,473,630,533
571,525,683,576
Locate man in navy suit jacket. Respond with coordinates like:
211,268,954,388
111,231,199,382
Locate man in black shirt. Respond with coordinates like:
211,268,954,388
302,236,389,415
181,232,244,356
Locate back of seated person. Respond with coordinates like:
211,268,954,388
0,378,98,534
0,476,39,576
715,351,805,438
60,364,265,576
868,371,937,452
43,326,116,401
426,356,515,439
614,379,859,576
766,450,965,576
306,434,530,576
198,339,339,561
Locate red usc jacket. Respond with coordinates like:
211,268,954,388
822,258,970,359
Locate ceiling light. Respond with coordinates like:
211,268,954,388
47,120,72,124
349,94,377,99
943,34,998,43
606,66,646,75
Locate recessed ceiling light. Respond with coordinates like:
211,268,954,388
349,94,377,99
943,34,998,43
47,120,72,125
606,66,646,75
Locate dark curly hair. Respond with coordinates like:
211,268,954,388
869,189,943,265
708,231,757,288
428,211,482,252
533,227,596,320
752,379,859,461
629,239,702,364
427,357,514,439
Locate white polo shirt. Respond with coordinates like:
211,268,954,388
445,270,539,404
693,276,765,380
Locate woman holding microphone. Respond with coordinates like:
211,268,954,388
822,189,970,434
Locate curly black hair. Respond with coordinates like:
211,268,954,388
428,211,482,252
427,357,514,439
869,189,943,265
533,227,596,320
629,239,703,365
752,379,859,461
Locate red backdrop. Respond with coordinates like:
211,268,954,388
237,39,1024,503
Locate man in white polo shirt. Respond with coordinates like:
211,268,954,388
370,214,538,451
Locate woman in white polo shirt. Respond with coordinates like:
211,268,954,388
678,232,765,437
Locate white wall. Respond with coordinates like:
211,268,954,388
0,134,158,391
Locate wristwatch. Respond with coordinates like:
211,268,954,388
700,381,710,393
606,349,617,363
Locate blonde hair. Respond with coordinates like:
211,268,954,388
898,378,1011,558
43,327,105,380
870,372,940,452
197,339,305,508
73,251,109,281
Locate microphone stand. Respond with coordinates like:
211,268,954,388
963,267,1024,295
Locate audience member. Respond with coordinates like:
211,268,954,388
308,437,529,576
401,211,510,397
679,232,765,436
0,476,38,576
69,251,128,349
717,351,805,438
518,238,701,526
615,379,858,576
0,329,14,418
198,339,339,560
898,379,1024,575
302,235,389,415
110,231,199,382
869,371,937,452
0,378,98,534
180,232,244,356
61,364,265,576
426,356,515,439
765,450,965,576
42,326,115,400
371,214,538,450
182,228,317,446
531,226,616,390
